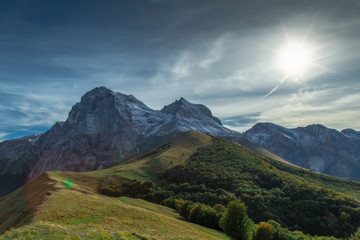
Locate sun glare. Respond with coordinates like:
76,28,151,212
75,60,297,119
277,41,314,78
264,36,321,97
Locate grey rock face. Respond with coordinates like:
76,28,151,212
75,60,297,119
0,134,41,196
244,122,360,180
1,86,268,196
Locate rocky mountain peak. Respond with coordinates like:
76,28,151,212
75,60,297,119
81,86,113,99
160,98,222,125
65,86,155,132
341,128,360,139
252,122,283,131
303,124,330,133
67,86,116,125
78,86,144,109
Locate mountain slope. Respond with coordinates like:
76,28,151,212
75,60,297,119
1,131,359,239
0,87,288,197
0,176,227,240
0,132,227,239
158,136,360,238
244,123,360,180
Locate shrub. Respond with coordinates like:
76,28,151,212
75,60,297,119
219,200,254,240
255,222,273,240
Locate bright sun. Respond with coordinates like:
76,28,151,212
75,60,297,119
265,36,322,97
277,41,314,78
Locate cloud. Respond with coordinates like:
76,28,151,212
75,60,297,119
0,87,74,133
199,35,227,69
0,132,8,142
0,0,359,140
258,87,360,130
222,113,261,133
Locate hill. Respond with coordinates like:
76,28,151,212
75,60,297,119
0,176,227,240
0,131,228,239
0,133,227,239
1,131,359,239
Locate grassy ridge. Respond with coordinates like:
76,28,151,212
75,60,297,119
0,131,225,239
0,173,58,233
0,172,228,239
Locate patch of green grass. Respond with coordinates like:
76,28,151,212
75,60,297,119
0,155,228,240
1,189,227,239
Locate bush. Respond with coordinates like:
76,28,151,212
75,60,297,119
179,200,192,218
98,180,154,198
195,205,219,229
255,222,273,240
219,200,254,240
188,203,202,222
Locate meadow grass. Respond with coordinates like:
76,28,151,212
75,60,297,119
0,132,227,239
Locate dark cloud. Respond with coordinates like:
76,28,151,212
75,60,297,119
0,0,359,140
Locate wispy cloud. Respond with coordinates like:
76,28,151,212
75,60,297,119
258,87,360,130
0,132,8,142
199,35,227,69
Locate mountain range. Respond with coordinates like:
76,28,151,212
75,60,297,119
0,87,283,197
0,86,359,197
1,86,360,239
244,123,360,180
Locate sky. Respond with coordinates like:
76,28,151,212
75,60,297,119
0,0,359,141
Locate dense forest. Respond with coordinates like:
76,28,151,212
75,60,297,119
99,137,360,239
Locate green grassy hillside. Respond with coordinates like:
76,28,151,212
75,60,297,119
159,137,360,238
1,131,359,239
0,131,226,239
0,180,226,239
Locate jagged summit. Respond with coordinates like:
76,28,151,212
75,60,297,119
82,86,112,96
161,97,222,125
79,86,146,107
63,88,228,139
66,88,225,138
